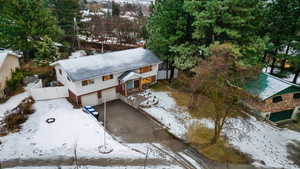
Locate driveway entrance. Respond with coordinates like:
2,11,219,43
94,100,186,152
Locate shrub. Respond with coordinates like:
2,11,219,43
4,113,28,132
4,69,24,96
20,101,34,115
2,97,34,133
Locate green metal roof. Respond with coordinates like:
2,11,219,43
244,72,300,100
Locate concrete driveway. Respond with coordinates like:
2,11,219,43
94,100,186,151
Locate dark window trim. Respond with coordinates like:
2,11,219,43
272,96,283,103
82,79,95,86
102,74,114,81
293,93,300,99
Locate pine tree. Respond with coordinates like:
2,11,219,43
264,0,300,74
112,1,121,17
146,0,192,80
184,0,267,66
0,0,63,59
47,0,82,40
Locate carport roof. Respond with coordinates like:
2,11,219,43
51,48,162,81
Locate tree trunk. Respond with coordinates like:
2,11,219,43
168,66,175,83
280,59,286,73
262,52,267,62
270,48,278,75
166,60,169,81
280,45,290,72
270,57,276,75
293,69,300,84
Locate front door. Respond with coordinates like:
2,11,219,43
134,80,140,89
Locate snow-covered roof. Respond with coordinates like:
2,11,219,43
244,72,300,100
0,49,21,68
51,48,162,81
120,71,142,82
69,50,87,59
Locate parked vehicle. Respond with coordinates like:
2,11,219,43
82,106,99,119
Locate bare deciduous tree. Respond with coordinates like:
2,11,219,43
190,43,259,143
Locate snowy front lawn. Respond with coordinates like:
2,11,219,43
142,90,300,169
0,98,146,161
142,91,191,139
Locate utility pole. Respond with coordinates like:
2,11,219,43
73,17,81,50
103,96,106,149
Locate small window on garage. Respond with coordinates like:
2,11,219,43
82,79,94,86
293,93,300,99
272,96,283,103
103,74,113,81
59,69,62,75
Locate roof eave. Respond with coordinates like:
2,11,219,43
70,61,162,82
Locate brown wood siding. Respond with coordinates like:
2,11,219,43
249,92,300,113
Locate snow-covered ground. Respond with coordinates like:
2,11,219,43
0,98,157,161
0,92,28,119
142,90,300,169
142,91,191,139
199,117,300,169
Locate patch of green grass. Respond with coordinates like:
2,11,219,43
151,81,171,92
281,119,300,132
187,123,250,164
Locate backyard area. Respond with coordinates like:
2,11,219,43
138,81,300,169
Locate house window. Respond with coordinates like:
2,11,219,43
272,96,283,103
82,79,94,86
293,93,300,99
127,81,134,89
59,69,62,75
103,74,113,81
141,77,153,85
139,66,152,73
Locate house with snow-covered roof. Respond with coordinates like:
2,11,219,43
0,49,21,98
244,72,300,123
51,48,162,106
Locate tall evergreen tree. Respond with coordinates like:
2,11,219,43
47,0,81,40
112,1,121,16
0,0,63,59
184,0,267,66
146,0,192,80
264,0,300,74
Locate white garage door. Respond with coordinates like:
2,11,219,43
81,92,98,106
102,87,117,102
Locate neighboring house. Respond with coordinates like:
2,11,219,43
0,49,21,98
51,48,162,106
244,72,300,123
